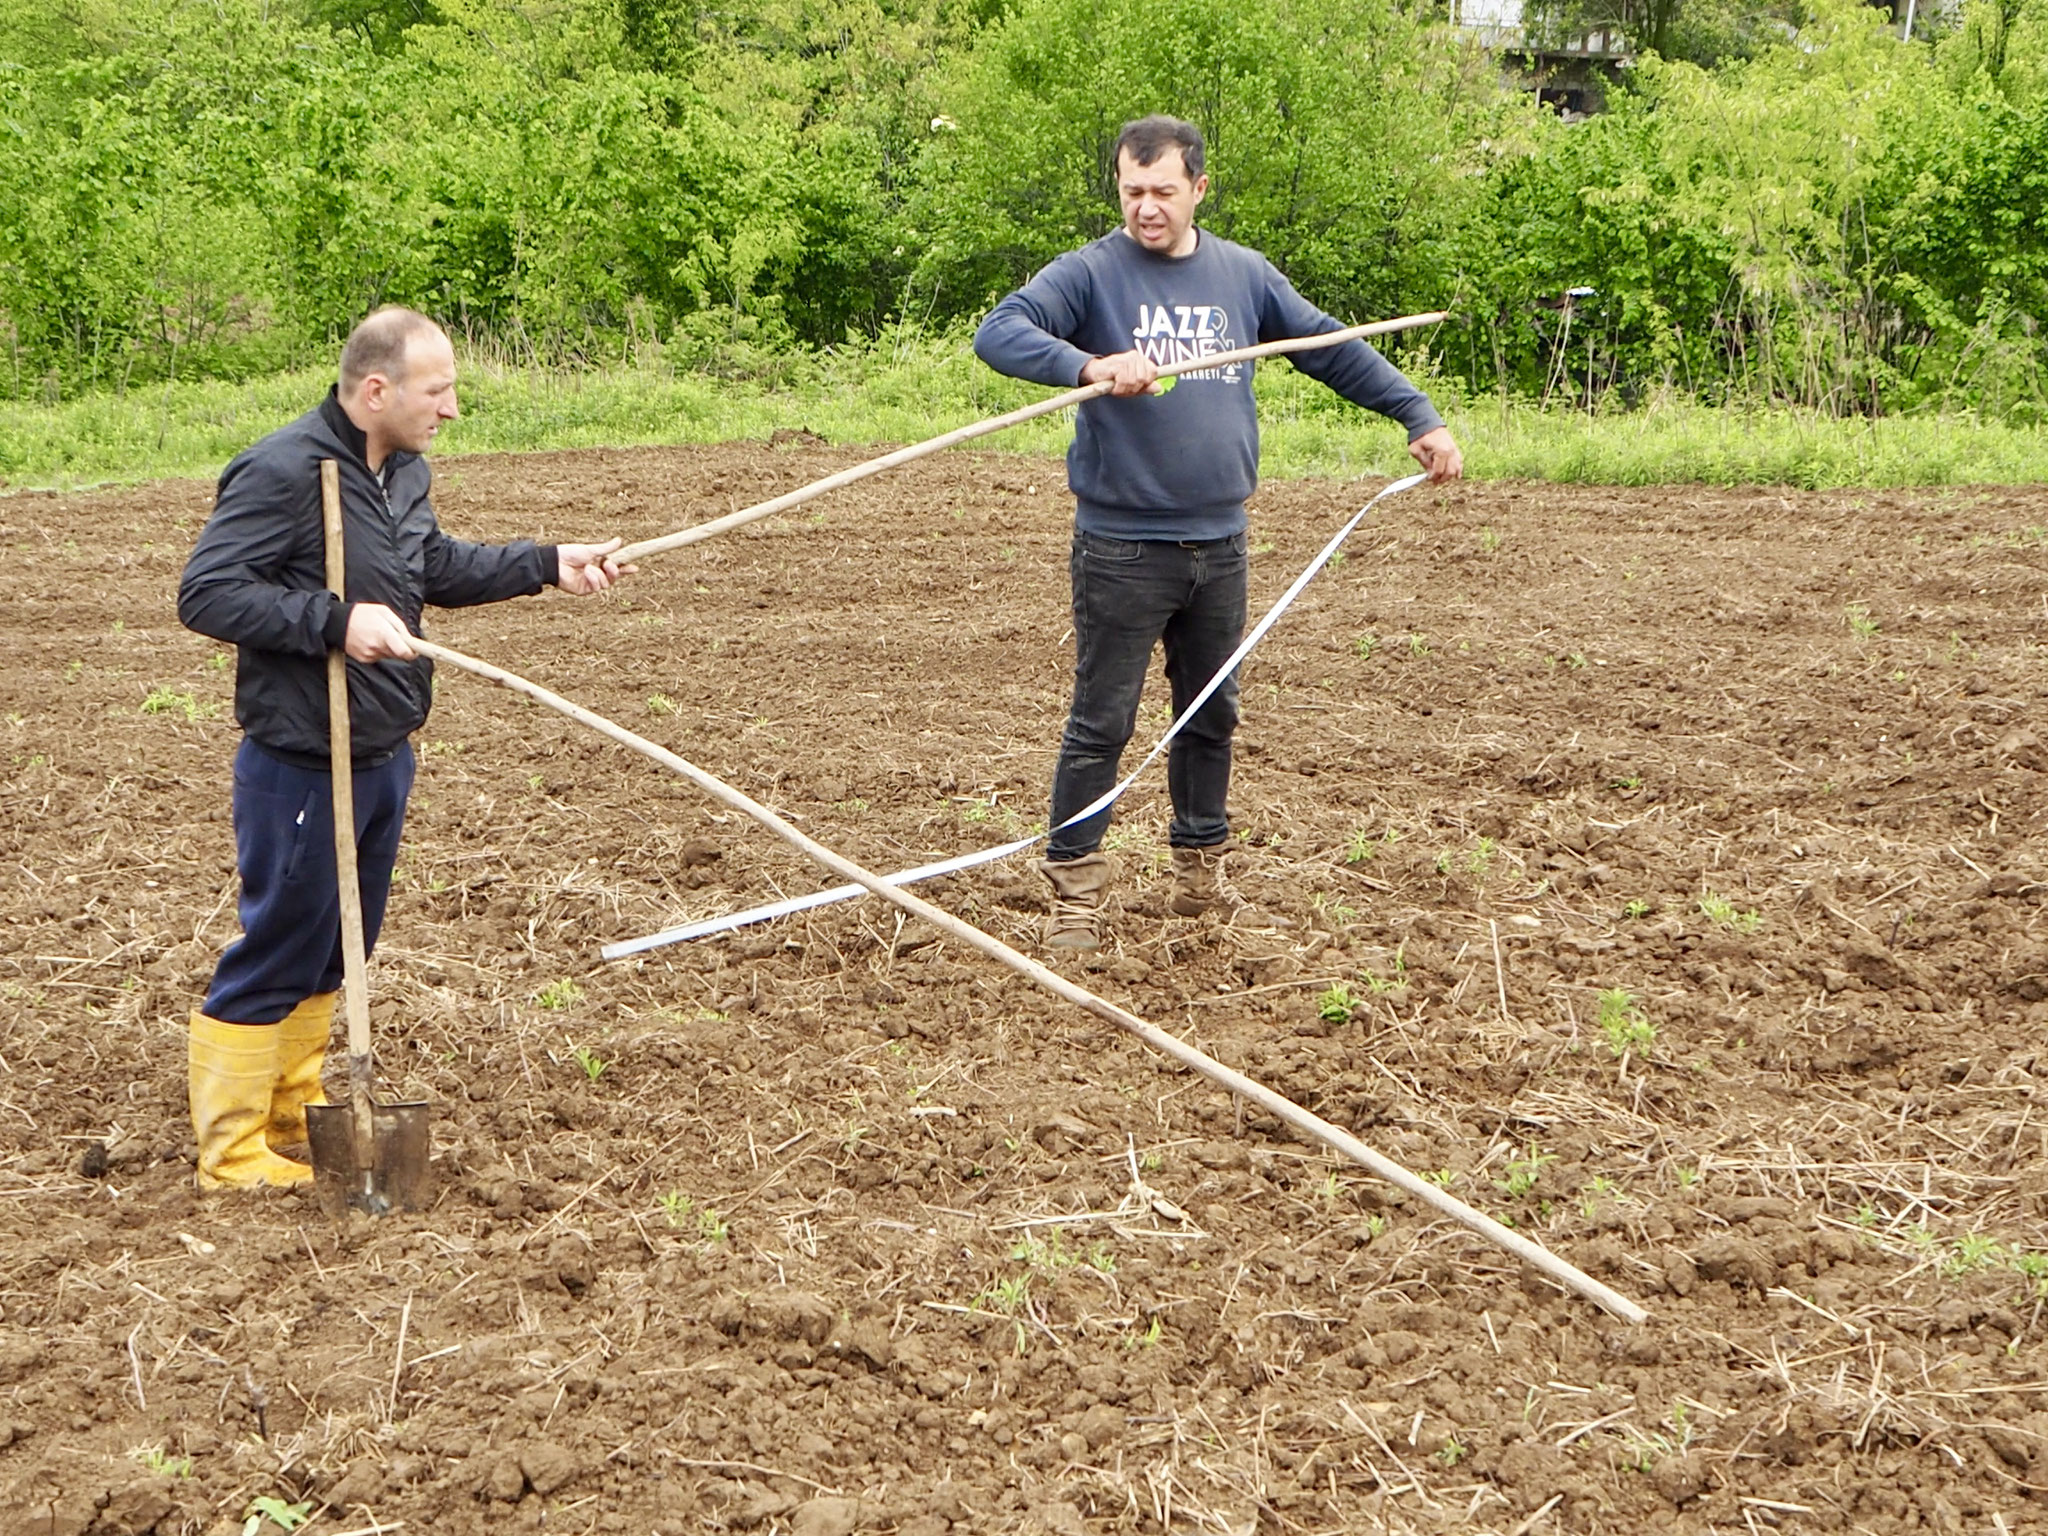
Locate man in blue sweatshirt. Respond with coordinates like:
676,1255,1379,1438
974,113,1462,952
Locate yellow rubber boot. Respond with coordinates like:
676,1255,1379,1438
268,992,335,1151
188,1011,314,1191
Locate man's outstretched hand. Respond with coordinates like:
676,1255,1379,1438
1409,427,1464,484
557,538,637,595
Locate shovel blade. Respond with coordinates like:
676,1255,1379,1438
305,1100,433,1216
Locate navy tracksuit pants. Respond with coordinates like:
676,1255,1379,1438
201,738,415,1025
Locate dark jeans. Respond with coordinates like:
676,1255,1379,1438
1048,530,1248,859
202,738,415,1024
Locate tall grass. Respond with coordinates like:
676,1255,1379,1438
4,333,2044,491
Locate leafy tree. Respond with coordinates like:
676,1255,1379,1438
909,0,1511,326
1470,0,2047,414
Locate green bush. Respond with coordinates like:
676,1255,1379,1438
1463,0,2048,416
1,0,2045,423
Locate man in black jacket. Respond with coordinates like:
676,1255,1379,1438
178,306,632,1190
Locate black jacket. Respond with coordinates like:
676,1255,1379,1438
179,391,556,767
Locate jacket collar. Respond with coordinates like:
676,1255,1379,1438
319,386,413,475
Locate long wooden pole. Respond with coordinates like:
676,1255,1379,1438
412,636,1647,1325
614,311,1448,565
319,462,378,1173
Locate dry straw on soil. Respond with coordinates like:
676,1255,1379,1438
3,446,2048,1533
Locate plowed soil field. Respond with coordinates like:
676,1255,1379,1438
5,442,2048,1536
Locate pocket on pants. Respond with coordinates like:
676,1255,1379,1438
1079,533,1145,563
233,784,325,889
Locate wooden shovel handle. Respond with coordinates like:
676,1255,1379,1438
320,461,377,1159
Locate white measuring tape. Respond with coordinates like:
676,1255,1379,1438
601,473,1427,961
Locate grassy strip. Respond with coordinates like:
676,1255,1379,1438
5,339,2045,490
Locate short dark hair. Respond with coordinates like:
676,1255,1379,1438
339,306,443,394
1114,115,1204,181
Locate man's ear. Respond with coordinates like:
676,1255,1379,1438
1192,174,1209,207
358,373,391,414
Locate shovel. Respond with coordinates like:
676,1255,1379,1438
304,458,432,1216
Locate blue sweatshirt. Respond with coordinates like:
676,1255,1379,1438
974,229,1444,541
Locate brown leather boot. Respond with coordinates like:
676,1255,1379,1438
1039,853,1113,951
1170,846,1292,929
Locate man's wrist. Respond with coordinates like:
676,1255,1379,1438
539,545,560,587
323,595,355,651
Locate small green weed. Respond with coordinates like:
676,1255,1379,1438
1010,1229,1080,1273
1317,982,1359,1023
978,1274,1031,1314
1361,947,1408,993
129,1444,192,1478
1846,603,1880,640
1407,633,1431,657
1609,773,1642,790
1436,1436,1468,1467
646,692,676,715
1309,892,1359,927
535,978,584,1010
242,1499,314,1535
1345,824,1399,862
1353,632,1378,660
1422,1168,1459,1188
1433,839,1497,880
657,1191,728,1242
1621,898,1654,919
1496,1146,1556,1199
571,1045,607,1081
1122,1315,1164,1350
1596,987,1655,1057
1944,1233,2005,1276
141,687,212,721
1696,889,1761,933
1478,525,1501,554
1614,1427,1673,1474
205,651,230,671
